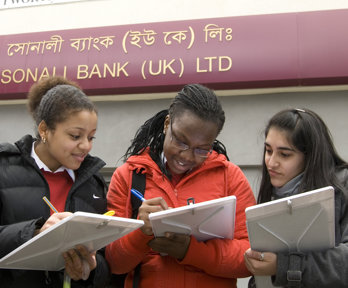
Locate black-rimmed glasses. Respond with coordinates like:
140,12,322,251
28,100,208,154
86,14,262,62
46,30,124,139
169,122,212,158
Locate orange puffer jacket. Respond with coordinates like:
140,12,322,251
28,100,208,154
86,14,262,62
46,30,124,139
106,150,256,288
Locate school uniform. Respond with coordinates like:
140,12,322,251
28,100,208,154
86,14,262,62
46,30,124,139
0,134,109,288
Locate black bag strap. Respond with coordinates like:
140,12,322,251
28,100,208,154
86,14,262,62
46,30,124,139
132,263,142,288
130,169,145,288
107,169,146,288
130,169,146,219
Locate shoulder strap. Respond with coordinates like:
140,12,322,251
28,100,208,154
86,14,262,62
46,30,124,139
130,169,146,219
107,169,145,288
130,169,145,288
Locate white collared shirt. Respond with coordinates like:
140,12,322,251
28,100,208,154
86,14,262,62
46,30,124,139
31,142,75,182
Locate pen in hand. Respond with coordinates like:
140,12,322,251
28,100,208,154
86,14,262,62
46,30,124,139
131,188,146,202
42,197,71,288
43,196,59,213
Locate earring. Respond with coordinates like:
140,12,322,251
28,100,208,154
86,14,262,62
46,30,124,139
42,137,46,144
163,123,168,135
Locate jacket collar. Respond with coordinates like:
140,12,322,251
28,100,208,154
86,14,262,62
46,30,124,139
127,149,227,176
30,141,76,182
12,134,106,186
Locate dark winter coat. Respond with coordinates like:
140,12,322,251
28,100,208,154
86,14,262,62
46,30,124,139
0,135,110,288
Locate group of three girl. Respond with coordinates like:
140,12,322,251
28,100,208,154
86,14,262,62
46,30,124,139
0,76,347,287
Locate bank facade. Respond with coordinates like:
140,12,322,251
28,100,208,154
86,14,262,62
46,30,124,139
1,0,347,212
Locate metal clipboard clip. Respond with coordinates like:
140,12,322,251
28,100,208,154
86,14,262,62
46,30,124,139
97,219,111,229
287,199,293,215
187,197,195,215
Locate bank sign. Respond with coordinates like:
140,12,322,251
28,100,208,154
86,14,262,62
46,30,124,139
0,9,348,100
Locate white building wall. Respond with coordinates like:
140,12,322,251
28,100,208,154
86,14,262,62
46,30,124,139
1,0,348,35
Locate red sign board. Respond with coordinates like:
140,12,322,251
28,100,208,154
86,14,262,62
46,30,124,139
0,9,348,100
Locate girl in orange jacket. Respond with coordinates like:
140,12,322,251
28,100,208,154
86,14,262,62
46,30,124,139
106,84,256,288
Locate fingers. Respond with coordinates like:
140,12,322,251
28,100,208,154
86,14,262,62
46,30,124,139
138,197,168,236
244,249,277,276
63,246,96,281
39,212,73,233
139,197,169,214
245,248,265,261
52,212,74,220
63,249,83,281
75,245,97,271
164,232,175,239
148,233,191,260
244,251,253,272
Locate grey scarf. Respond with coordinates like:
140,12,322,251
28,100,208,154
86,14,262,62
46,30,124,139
272,173,304,200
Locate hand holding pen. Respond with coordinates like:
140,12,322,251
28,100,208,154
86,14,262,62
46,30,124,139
131,189,169,236
42,197,74,287
131,189,189,258
41,197,99,286
36,212,72,235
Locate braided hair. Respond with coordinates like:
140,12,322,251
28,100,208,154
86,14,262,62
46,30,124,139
123,84,228,174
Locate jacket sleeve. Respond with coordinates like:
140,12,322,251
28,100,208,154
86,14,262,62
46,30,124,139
180,164,256,278
106,165,153,274
73,165,111,288
273,188,348,287
0,218,44,258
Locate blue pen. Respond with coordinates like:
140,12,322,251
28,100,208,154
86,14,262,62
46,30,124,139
131,188,146,202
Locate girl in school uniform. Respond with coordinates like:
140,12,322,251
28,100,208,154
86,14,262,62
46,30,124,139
0,76,110,287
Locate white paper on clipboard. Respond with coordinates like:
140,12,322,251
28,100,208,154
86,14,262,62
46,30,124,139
149,195,236,242
0,211,144,271
245,186,335,288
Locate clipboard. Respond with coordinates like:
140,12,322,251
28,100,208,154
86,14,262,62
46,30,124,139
245,186,335,288
149,195,236,242
0,211,144,271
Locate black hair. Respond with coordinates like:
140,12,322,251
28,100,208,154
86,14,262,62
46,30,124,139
27,76,97,139
258,108,348,203
123,84,228,174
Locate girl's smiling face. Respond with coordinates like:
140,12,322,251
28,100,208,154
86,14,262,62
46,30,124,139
37,110,98,172
163,110,219,175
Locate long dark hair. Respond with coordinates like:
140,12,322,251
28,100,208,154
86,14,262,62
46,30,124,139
258,108,348,203
123,84,228,174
